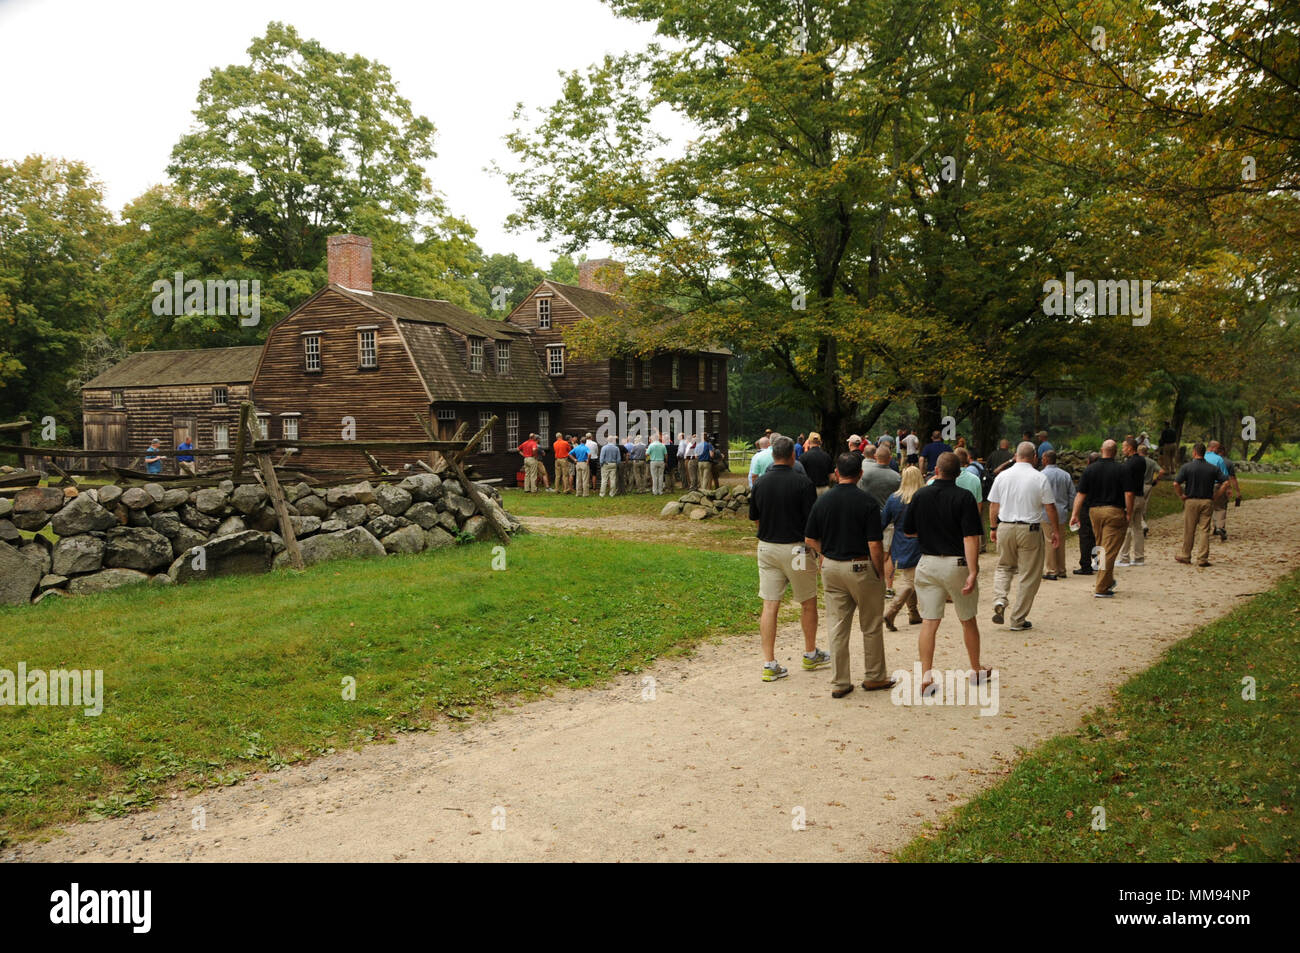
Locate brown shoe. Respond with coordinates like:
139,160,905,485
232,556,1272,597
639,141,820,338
1198,562,1212,567
861,678,897,692
832,684,855,698
1174,556,1191,564
908,614,923,625
884,616,898,632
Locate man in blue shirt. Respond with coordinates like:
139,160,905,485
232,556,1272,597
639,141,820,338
1203,440,1240,540
696,435,715,490
144,439,165,475
176,433,196,476
570,439,591,497
1036,430,1054,463
920,431,952,476
598,438,622,497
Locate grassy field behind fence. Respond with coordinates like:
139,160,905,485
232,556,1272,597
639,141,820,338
0,534,760,843
898,566,1300,862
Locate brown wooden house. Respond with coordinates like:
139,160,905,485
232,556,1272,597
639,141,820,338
248,235,561,482
80,346,261,472
507,259,730,443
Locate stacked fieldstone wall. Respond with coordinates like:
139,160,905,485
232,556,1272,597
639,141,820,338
0,474,519,606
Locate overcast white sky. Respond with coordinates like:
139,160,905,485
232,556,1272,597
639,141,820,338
0,0,668,266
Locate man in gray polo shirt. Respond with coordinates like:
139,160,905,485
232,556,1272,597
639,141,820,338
858,443,902,593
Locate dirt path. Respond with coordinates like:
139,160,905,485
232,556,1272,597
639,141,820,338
8,492,1298,862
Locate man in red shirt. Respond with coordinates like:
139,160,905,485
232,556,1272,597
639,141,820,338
553,432,573,493
518,433,540,492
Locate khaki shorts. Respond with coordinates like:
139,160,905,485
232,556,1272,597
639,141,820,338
915,554,979,621
757,540,818,603
882,524,895,553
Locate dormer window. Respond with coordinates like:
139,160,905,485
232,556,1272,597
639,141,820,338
497,340,510,374
469,336,484,372
537,297,551,329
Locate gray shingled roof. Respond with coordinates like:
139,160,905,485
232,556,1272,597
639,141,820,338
328,285,560,405
82,346,262,389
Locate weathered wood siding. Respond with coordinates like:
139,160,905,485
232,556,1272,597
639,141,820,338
251,289,432,472
514,287,729,441
82,383,251,472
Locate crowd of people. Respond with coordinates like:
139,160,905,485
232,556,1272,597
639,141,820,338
515,431,726,497
746,426,1244,696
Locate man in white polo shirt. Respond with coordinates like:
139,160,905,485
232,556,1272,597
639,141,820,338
987,442,1061,631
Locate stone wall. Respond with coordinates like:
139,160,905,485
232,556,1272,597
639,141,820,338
0,474,519,606
661,484,752,520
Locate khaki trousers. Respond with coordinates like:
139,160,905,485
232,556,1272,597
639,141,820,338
1120,494,1148,561
884,566,920,624
650,460,665,495
1046,533,1066,576
523,457,539,492
633,460,649,491
575,461,590,496
600,462,618,496
1089,506,1127,594
821,557,887,691
992,523,1045,626
555,457,571,493
1212,495,1228,533
686,459,698,488
699,461,716,490
1181,498,1213,563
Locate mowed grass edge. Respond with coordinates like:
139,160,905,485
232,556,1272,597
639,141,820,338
0,534,759,842
896,566,1300,862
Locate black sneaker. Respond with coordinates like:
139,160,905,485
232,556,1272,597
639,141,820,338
1072,568,1094,576
1009,620,1033,631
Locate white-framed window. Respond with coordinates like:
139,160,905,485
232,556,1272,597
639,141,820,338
506,410,519,448
469,337,484,373
437,409,455,422
304,334,321,372
697,358,706,391
111,390,124,409
358,328,377,369
214,422,229,450
479,410,494,452
671,356,680,389
282,417,299,442
497,340,510,375
625,359,635,388
547,345,565,376
212,386,228,406
538,410,550,441
256,414,270,440
537,296,551,329
712,360,720,392
642,358,652,389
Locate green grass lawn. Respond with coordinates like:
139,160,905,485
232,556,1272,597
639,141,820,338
500,486,690,518
0,534,761,843
897,567,1300,862
1238,469,1300,484
1142,477,1295,522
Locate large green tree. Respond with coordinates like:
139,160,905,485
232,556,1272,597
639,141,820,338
0,156,114,429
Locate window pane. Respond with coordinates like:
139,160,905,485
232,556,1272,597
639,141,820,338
305,335,321,371
538,297,551,329
283,417,299,441
498,341,510,374
359,330,377,368
642,358,651,388
507,410,519,447
479,411,494,452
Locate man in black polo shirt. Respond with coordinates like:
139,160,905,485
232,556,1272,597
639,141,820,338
804,453,892,698
1069,440,1128,597
1174,442,1228,567
800,435,833,491
902,451,990,694
749,435,828,682
1118,437,1149,567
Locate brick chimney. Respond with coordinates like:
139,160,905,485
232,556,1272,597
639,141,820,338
327,234,373,292
577,258,624,294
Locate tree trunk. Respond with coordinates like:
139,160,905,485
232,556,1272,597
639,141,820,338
916,389,943,442
971,400,1001,459
1170,389,1189,446
1251,430,1275,462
